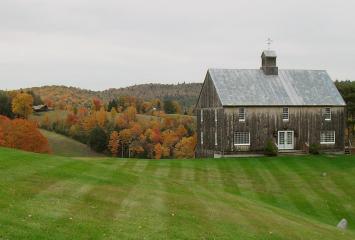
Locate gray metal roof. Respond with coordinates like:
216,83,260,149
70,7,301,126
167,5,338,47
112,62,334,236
262,50,277,57
208,69,346,106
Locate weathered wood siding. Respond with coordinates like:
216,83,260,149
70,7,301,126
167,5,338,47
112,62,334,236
196,72,223,157
197,106,346,157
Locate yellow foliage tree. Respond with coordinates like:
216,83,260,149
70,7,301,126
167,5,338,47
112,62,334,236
125,106,137,123
96,107,107,128
12,93,33,119
110,108,118,121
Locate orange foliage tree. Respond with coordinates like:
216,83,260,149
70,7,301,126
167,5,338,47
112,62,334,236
0,116,50,153
154,143,162,159
173,135,197,158
108,131,120,156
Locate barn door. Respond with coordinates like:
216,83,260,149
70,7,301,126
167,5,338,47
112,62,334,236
278,131,294,150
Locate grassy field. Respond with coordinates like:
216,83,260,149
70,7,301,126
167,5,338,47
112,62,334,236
40,129,103,157
0,148,354,239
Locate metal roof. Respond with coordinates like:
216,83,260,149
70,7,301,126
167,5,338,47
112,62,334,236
262,50,277,57
208,69,346,106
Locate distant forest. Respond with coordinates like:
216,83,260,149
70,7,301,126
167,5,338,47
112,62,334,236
25,83,202,111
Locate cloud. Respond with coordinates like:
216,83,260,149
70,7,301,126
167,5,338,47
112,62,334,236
0,0,354,90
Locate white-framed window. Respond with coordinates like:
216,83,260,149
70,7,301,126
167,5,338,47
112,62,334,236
201,109,204,123
282,107,289,121
320,131,335,144
323,107,331,121
239,108,245,121
201,131,204,145
215,130,218,146
234,132,250,146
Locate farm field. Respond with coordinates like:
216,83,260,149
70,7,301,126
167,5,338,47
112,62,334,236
39,129,103,157
0,147,354,239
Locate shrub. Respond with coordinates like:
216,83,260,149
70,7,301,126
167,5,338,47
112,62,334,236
309,143,320,155
264,139,278,156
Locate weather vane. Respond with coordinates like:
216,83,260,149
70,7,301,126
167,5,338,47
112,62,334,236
267,38,273,50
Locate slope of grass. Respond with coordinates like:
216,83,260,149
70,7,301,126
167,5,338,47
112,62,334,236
0,147,354,239
40,129,103,157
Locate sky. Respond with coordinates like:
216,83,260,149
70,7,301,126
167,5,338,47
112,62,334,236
0,0,354,90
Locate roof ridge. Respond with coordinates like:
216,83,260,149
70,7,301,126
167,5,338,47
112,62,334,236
208,68,327,71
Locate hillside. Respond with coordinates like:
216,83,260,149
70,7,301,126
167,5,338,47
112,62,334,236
26,83,202,109
40,129,103,157
0,148,354,239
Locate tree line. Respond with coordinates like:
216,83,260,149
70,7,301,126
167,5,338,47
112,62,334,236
38,96,197,159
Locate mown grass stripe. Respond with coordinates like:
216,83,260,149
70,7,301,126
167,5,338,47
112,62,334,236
238,158,278,205
215,159,241,195
283,158,353,228
260,158,320,217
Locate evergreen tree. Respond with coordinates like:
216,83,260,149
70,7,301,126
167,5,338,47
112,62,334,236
88,126,107,152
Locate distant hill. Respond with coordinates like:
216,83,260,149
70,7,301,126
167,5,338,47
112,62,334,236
26,83,202,109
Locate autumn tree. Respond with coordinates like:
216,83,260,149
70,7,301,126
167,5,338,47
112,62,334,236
108,131,120,156
154,143,162,159
12,93,33,119
116,115,128,129
174,135,197,158
66,113,79,126
130,141,145,157
110,108,118,121
96,107,107,128
0,116,50,153
125,106,137,123
119,128,133,144
92,98,102,111
0,127,4,146
176,124,188,138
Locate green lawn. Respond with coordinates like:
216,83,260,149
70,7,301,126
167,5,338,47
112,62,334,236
0,148,354,239
40,129,103,157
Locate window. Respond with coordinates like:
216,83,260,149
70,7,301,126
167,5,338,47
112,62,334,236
239,108,245,121
234,132,250,145
320,131,335,144
282,107,289,121
201,132,204,145
323,107,331,121
201,110,203,123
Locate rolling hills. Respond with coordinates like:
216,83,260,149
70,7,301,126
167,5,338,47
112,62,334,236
0,147,354,239
26,83,202,109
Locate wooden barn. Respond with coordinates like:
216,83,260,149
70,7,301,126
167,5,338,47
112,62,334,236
196,50,347,157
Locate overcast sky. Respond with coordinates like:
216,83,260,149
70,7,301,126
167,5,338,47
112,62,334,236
0,0,354,90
